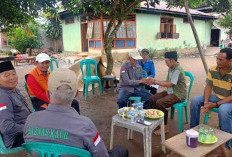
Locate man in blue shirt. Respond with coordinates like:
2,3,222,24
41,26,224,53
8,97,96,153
138,48,157,94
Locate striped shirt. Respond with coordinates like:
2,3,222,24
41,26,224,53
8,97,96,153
206,64,232,99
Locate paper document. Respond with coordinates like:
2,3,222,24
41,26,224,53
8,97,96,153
150,84,159,89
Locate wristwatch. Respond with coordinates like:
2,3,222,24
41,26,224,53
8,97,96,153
216,102,219,108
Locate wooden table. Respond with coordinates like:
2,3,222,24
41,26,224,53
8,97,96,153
13,57,35,66
110,114,166,157
162,124,232,157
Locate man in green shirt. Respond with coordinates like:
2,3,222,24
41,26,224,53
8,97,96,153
149,51,187,135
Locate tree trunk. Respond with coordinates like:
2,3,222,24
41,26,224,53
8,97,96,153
53,39,58,53
104,38,114,75
183,0,208,73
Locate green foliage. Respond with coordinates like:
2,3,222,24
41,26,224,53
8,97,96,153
148,48,157,59
44,9,62,40
220,12,232,34
6,23,43,54
0,0,57,32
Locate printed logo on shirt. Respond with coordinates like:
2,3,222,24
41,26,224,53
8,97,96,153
121,69,126,73
93,132,101,146
0,103,7,111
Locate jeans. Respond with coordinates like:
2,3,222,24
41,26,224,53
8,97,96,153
190,94,232,148
117,88,152,109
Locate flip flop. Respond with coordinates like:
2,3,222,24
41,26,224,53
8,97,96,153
154,128,169,136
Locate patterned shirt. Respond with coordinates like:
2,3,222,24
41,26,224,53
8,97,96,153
206,64,232,99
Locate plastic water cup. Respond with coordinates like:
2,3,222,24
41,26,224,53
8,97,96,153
132,103,138,110
140,110,145,122
137,103,143,111
131,112,135,124
207,128,214,139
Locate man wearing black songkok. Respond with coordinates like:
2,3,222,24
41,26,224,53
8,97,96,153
0,60,30,148
148,51,187,135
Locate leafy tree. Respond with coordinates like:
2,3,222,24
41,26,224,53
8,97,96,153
44,8,62,53
0,0,57,32
220,12,232,35
6,23,43,54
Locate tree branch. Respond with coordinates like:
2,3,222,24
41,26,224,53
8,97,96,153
119,0,125,17
124,0,144,15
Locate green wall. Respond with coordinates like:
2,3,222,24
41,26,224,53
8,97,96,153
62,17,81,52
136,13,212,50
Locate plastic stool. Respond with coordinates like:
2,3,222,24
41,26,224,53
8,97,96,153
102,75,117,95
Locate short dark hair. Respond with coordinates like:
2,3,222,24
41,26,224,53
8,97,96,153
141,48,149,55
164,51,178,61
220,48,232,59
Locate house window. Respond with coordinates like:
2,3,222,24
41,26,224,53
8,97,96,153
127,22,136,38
95,40,101,48
113,20,136,48
86,22,94,39
94,21,101,39
183,17,193,23
116,22,126,38
65,17,74,24
89,40,94,48
126,40,135,47
87,16,136,49
160,17,176,39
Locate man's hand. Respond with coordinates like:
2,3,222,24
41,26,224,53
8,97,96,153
146,77,155,85
139,78,154,85
202,102,216,114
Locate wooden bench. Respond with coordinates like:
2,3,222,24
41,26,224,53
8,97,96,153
13,57,35,66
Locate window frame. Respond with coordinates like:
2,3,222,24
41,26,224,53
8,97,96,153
88,20,102,50
160,17,176,39
88,19,136,50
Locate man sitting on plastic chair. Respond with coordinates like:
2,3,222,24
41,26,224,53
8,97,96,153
190,48,232,149
148,51,187,135
24,69,129,157
0,61,30,148
26,53,80,113
117,50,152,109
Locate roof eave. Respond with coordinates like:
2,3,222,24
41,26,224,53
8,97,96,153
135,8,216,20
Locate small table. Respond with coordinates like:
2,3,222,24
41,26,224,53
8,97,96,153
14,57,35,66
110,114,166,157
101,75,117,95
162,124,232,157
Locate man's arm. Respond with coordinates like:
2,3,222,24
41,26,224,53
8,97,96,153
149,62,156,78
27,74,50,103
154,80,173,87
204,85,213,103
0,95,24,136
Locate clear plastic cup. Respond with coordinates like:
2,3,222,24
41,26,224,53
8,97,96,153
132,103,138,111
131,112,135,124
140,110,145,122
137,103,143,111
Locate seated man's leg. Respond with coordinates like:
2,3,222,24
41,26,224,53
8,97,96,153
134,88,152,109
31,98,48,111
117,89,133,108
71,99,80,114
218,103,232,148
149,91,168,109
108,145,129,157
153,93,180,126
12,133,24,148
190,95,220,128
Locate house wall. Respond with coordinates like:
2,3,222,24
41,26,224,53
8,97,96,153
136,13,212,50
62,17,82,52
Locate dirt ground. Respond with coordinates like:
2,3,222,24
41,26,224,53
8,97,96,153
1,50,230,157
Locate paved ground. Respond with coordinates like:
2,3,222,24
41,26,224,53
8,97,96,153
1,47,230,157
